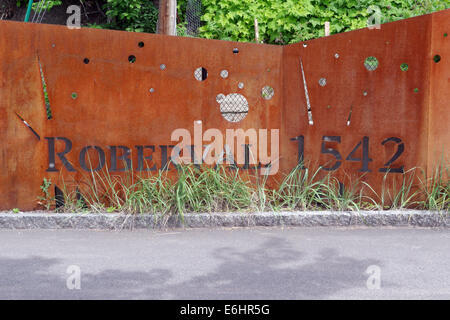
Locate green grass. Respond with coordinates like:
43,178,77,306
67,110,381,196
419,163,449,211
40,162,449,215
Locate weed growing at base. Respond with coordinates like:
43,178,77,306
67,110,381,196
39,163,449,216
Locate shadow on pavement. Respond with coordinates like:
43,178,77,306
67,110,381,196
0,237,380,299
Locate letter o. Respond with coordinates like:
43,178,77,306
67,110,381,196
79,146,106,171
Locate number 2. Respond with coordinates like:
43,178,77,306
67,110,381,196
379,137,405,173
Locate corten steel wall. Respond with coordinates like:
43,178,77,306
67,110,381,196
281,10,448,196
0,10,449,210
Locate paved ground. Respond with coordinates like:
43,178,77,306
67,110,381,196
0,227,449,299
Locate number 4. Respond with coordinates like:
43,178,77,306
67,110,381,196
346,136,372,172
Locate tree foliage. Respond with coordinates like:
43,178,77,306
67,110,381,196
196,0,450,44
103,0,159,33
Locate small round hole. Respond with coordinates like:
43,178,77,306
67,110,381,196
233,48,239,54
319,78,327,86
364,56,379,71
194,67,208,81
160,64,166,70
262,86,274,100
414,88,419,93
433,55,441,63
149,88,155,93
138,41,145,48
444,33,448,37
128,55,136,63
83,58,90,64
218,93,249,123
400,63,409,71
238,82,244,89
220,70,229,79
71,92,78,99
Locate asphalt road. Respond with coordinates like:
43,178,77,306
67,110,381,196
0,227,449,299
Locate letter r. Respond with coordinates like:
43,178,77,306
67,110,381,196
46,137,76,172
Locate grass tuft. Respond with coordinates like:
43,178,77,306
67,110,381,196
40,162,449,215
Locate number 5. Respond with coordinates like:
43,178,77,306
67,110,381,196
320,136,342,171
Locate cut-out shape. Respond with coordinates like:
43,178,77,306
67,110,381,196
220,70,229,78
319,78,327,87
347,105,353,126
128,55,136,63
238,82,244,89
433,55,441,63
338,182,345,197
138,41,145,48
262,86,274,100
364,56,379,71
55,186,65,208
15,112,40,140
38,57,52,119
83,58,90,64
194,67,208,81
217,93,249,123
400,63,409,71
300,59,313,125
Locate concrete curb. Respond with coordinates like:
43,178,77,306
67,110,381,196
0,210,448,230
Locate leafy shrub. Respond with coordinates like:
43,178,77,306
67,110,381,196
103,0,159,33
31,0,63,12
197,0,450,44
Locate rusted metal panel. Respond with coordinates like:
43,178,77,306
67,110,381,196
0,48,47,210
428,10,450,176
281,13,435,194
0,10,448,210
0,21,283,210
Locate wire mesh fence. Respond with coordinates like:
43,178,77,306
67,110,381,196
185,0,202,36
216,93,249,123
